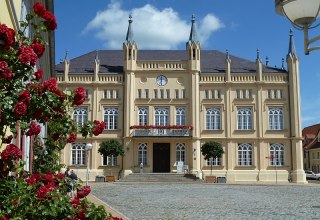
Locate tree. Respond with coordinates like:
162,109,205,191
201,141,224,175
98,140,125,158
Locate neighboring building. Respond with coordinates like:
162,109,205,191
0,0,55,171
55,16,306,183
303,124,320,172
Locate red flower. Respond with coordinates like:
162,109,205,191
34,69,43,81
32,41,45,58
2,135,13,144
92,120,106,136
76,186,91,199
42,11,57,30
27,173,41,185
67,133,76,143
19,46,38,66
1,215,9,220
43,77,58,92
26,121,41,136
77,210,86,220
73,87,86,106
0,144,22,162
32,109,43,119
19,90,31,104
33,2,46,17
52,133,60,140
53,88,66,101
0,24,15,50
36,185,54,199
0,61,12,80
55,173,64,179
43,172,54,183
70,197,80,209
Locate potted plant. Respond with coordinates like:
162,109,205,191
98,139,124,182
201,141,224,183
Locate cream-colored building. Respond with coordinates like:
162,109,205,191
56,16,306,183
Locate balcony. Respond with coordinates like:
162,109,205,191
130,125,193,137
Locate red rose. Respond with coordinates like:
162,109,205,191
34,69,43,81
76,186,91,199
32,109,43,119
70,197,80,209
77,210,86,219
67,133,76,143
33,2,46,17
26,121,41,136
93,121,106,136
53,88,66,101
32,41,45,58
36,185,54,199
42,11,57,30
27,173,41,185
2,135,13,144
19,46,38,66
0,144,22,162
14,101,27,115
0,24,15,50
19,90,31,103
43,77,58,92
55,173,64,179
0,61,12,80
73,87,86,105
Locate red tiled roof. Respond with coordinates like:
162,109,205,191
302,124,320,138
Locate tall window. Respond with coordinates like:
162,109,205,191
104,107,118,130
175,89,179,99
154,107,169,126
138,143,147,165
73,107,88,127
238,143,252,166
166,89,170,99
207,157,221,166
145,89,149,99
206,108,221,130
269,107,284,130
71,143,86,165
154,89,158,99
237,107,252,130
176,143,185,163
176,107,186,125
138,107,148,125
103,155,117,166
269,143,284,166
138,89,142,98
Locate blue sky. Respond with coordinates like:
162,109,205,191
54,0,320,128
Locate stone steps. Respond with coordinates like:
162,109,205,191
120,173,203,183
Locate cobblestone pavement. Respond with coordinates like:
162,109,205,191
90,182,320,220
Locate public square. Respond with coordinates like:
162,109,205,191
90,182,320,219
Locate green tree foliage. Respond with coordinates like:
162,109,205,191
98,140,124,157
201,141,224,175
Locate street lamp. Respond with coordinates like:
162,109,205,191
275,0,320,54
85,143,93,186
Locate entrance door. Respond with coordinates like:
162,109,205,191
153,143,170,172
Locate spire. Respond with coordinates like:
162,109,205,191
256,49,262,62
225,49,231,62
288,29,297,57
95,50,99,62
64,49,69,61
188,14,199,44
125,14,134,43
282,58,285,70
266,56,269,66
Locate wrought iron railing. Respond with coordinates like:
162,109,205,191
130,125,193,137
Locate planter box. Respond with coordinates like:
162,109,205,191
105,175,116,182
205,176,216,183
95,176,105,182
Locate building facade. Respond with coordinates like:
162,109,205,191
303,124,320,172
56,16,306,183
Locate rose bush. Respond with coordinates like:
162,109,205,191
0,2,121,219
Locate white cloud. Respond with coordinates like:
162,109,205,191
83,1,224,49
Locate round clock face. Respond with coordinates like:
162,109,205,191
156,75,167,86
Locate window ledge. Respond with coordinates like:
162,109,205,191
234,165,256,169
234,129,256,133
98,165,120,168
266,129,287,133
202,165,224,169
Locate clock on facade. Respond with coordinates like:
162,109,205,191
156,75,168,86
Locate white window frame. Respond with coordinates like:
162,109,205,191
269,143,284,166
269,107,284,130
176,143,186,163
154,107,169,126
206,108,221,130
102,155,117,166
104,107,118,130
71,143,86,165
207,157,221,166
138,107,148,125
237,107,252,130
176,107,186,126
238,143,252,166
73,107,88,127
138,143,147,165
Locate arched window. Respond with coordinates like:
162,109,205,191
176,143,185,162
269,143,284,166
238,143,252,166
176,108,186,125
71,143,86,165
138,143,147,165
73,107,88,127
206,108,221,130
207,157,221,166
269,108,284,130
103,155,117,166
104,107,118,130
138,108,148,125
237,108,252,130
154,107,169,126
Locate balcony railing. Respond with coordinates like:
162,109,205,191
130,125,193,137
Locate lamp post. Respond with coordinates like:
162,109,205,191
85,143,93,186
275,0,320,54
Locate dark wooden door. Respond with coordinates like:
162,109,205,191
153,143,170,172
